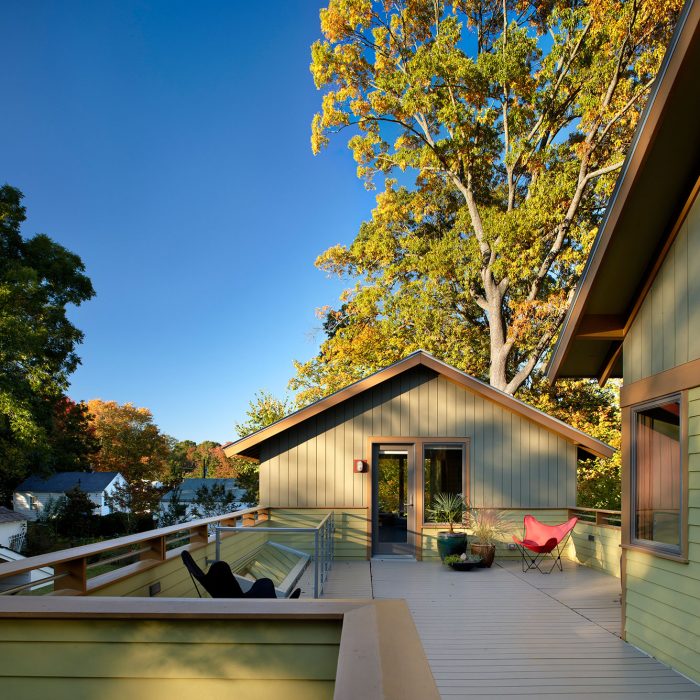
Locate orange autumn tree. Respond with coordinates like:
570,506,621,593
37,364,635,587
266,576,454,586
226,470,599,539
294,0,683,403
87,400,170,515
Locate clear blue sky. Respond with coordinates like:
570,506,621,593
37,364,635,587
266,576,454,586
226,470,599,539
3,1,375,444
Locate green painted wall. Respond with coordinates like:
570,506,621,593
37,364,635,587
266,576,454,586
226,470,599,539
623,388,700,684
260,367,578,509
91,530,268,598
0,617,340,700
270,509,368,560
566,521,621,578
624,195,700,383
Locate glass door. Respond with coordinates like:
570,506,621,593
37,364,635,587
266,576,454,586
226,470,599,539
372,444,415,556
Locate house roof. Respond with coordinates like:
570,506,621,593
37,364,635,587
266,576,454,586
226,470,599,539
547,0,700,382
0,507,28,524
15,472,122,494
224,351,614,460
162,479,243,502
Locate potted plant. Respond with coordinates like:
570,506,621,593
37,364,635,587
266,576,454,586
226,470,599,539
443,553,483,571
426,492,467,561
466,505,512,568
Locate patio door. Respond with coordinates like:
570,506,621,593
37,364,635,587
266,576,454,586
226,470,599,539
372,444,415,556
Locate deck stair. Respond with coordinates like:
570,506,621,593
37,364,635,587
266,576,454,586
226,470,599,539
231,541,310,598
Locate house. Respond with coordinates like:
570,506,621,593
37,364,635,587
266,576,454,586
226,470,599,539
547,0,700,683
160,478,246,517
0,507,28,551
13,472,127,521
224,350,613,559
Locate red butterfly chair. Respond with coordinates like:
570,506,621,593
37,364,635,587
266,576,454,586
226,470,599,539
512,515,578,573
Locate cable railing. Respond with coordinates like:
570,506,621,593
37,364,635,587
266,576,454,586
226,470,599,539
215,511,335,598
568,506,621,528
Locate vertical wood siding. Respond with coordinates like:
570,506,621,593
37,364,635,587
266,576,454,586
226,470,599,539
260,367,577,508
624,195,700,382
623,387,700,684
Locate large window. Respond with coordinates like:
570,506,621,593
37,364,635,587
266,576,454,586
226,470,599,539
424,444,465,523
632,396,682,555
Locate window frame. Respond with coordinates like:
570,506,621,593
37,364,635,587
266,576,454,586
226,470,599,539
421,440,469,528
629,392,687,559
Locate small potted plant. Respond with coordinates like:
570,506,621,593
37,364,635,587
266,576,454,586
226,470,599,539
426,492,467,561
466,505,512,568
443,553,483,571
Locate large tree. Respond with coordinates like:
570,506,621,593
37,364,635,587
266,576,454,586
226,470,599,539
0,185,94,502
87,400,170,514
300,0,681,399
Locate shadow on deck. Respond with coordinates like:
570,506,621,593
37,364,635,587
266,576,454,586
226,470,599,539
320,558,700,699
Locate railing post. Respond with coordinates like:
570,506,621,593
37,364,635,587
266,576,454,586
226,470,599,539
215,527,221,562
314,529,320,598
242,512,256,527
53,558,86,595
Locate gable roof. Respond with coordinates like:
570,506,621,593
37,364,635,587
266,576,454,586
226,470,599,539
0,507,28,524
162,479,243,502
547,0,700,382
224,351,614,460
15,472,123,494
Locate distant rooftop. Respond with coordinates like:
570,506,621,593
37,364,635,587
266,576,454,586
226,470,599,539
15,472,122,493
162,478,243,502
0,507,28,524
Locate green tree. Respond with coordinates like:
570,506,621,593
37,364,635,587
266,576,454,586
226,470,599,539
0,185,94,503
158,484,188,527
229,391,293,505
190,483,238,520
300,0,682,400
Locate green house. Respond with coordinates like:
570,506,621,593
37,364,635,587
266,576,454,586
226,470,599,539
548,0,700,682
225,351,612,560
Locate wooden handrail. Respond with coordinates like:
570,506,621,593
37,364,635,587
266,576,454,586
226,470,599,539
568,506,621,528
0,505,270,595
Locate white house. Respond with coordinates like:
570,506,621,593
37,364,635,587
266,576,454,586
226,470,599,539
160,478,246,519
13,472,127,521
0,507,28,551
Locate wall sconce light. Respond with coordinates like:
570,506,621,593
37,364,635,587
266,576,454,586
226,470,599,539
353,459,368,473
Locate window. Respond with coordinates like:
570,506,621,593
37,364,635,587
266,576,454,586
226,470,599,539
632,396,682,555
28,495,37,510
423,443,465,522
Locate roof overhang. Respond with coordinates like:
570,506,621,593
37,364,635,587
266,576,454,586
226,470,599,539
547,0,700,383
225,351,614,461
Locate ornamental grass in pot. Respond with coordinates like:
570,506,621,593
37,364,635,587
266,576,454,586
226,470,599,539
426,492,467,561
466,505,512,568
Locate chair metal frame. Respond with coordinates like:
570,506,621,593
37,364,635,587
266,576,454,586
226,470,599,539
512,515,578,574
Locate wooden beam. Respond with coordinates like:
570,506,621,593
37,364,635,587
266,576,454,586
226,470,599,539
576,315,626,340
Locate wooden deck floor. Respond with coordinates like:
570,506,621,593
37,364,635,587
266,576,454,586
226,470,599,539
319,558,700,698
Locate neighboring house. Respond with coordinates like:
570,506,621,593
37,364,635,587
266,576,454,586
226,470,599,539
224,350,613,559
0,507,28,551
13,472,127,521
161,478,246,518
547,0,700,683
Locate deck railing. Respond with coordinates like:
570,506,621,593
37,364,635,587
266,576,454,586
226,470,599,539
215,511,335,597
568,506,621,528
0,505,270,596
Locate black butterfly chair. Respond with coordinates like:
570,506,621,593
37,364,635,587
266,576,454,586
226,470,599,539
181,551,301,599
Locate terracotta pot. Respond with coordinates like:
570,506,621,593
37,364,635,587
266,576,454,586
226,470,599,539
470,543,496,567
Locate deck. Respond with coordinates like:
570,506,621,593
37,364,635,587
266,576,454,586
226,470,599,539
310,558,700,699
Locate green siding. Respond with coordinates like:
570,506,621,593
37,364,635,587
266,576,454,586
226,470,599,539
269,509,368,560
624,195,700,382
260,368,578,509
0,618,340,700
91,530,268,598
623,387,700,684
566,521,621,578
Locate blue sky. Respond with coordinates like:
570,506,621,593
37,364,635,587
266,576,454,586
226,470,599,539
3,1,375,443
